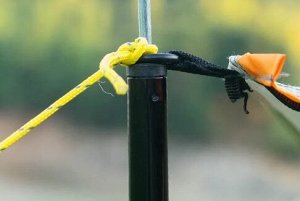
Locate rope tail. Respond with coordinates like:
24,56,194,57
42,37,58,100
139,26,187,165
0,70,104,151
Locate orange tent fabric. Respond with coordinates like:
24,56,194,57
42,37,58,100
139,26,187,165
237,53,286,86
236,53,300,105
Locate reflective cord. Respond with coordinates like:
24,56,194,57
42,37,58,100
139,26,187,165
0,37,158,152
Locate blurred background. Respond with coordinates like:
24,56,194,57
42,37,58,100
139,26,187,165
1,0,300,200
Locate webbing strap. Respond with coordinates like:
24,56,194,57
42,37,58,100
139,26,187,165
0,37,158,152
166,50,252,113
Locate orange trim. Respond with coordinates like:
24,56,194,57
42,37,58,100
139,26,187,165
272,83,300,103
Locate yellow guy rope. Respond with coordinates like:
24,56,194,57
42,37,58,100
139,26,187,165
0,37,158,152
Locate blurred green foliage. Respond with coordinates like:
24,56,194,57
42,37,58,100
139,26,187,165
0,0,300,152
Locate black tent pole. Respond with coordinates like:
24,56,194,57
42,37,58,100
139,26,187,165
127,0,169,201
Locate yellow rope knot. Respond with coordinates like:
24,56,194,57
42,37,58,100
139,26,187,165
99,37,158,95
0,37,158,152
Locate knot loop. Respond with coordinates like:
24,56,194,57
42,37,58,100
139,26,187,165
99,37,158,95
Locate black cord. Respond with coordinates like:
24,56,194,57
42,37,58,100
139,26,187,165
224,75,253,114
167,51,239,78
138,51,300,113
